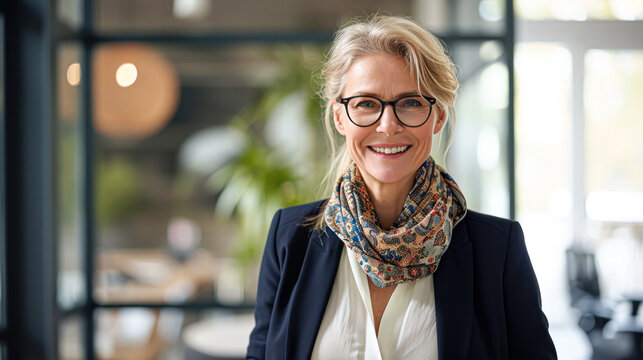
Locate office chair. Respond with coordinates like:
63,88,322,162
566,248,643,360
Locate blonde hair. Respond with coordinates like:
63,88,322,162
311,14,460,230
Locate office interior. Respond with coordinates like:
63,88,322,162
1,0,643,359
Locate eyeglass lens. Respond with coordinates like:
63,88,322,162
346,96,432,126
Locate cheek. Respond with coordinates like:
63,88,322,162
344,125,368,144
414,130,435,156
417,127,434,145
343,129,371,159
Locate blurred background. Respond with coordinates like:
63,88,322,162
2,0,643,359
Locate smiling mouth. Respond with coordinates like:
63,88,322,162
368,145,410,155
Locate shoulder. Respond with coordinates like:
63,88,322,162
276,199,327,227
268,200,328,249
460,210,518,238
456,210,525,255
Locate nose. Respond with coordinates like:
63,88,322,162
376,104,403,135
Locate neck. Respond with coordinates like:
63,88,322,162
361,172,416,230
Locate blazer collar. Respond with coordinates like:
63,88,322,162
287,222,473,360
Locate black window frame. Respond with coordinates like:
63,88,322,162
5,0,58,357
0,0,7,346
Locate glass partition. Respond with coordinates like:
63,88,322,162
59,315,83,360
57,0,84,30
584,50,643,196
584,49,643,300
515,17,643,358
57,43,86,310
514,42,573,321
447,41,510,218
93,42,326,304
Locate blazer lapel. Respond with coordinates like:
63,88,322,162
286,228,343,360
433,221,474,360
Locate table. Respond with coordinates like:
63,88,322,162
183,313,255,360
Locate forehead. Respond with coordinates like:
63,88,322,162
343,53,418,98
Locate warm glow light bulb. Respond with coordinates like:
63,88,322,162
116,63,138,87
94,44,179,139
66,63,81,86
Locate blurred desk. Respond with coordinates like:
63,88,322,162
183,313,255,360
96,249,216,303
94,250,218,360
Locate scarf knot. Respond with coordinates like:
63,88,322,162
324,158,467,288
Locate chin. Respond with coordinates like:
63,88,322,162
363,165,415,185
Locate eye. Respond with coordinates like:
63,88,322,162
355,100,377,108
400,99,422,107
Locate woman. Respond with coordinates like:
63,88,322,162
247,15,557,360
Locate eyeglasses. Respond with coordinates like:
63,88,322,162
336,94,436,127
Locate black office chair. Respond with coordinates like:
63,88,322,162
566,248,643,360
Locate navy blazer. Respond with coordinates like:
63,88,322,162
247,200,557,359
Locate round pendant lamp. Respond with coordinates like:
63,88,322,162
93,43,179,140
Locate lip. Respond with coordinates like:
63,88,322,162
367,144,412,158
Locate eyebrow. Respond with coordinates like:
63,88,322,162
347,90,421,99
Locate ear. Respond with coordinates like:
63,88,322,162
332,99,346,136
433,106,447,134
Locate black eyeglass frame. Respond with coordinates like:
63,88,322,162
336,94,437,128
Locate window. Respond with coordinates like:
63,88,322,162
57,42,85,310
584,49,643,300
449,41,510,217
515,42,573,322
516,11,643,359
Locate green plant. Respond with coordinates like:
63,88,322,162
208,45,326,269
96,157,143,226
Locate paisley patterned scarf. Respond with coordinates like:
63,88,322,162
324,157,467,288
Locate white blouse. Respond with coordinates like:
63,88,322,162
311,247,438,360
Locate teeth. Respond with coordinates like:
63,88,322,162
371,146,409,154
